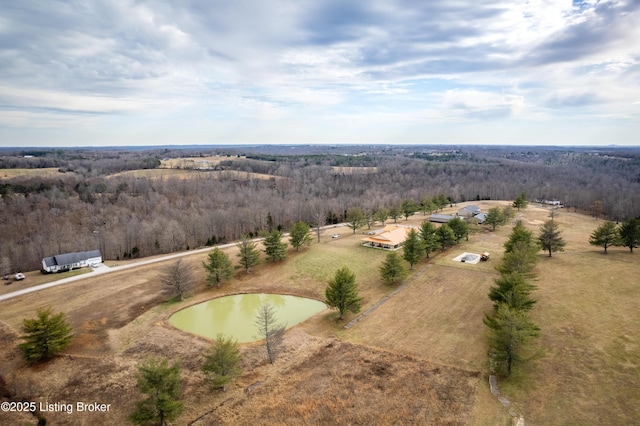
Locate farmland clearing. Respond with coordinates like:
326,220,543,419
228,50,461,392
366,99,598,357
0,202,638,425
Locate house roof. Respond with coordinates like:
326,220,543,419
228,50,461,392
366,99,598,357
362,225,415,246
460,205,481,213
429,214,456,222
43,250,101,267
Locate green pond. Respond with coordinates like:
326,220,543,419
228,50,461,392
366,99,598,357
169,293,327,343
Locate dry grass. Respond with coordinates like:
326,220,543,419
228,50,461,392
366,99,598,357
0,168,75,180
1,202,638,425
159,155,244,169
107,168,277,181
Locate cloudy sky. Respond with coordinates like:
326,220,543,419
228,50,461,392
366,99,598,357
1,0,639,147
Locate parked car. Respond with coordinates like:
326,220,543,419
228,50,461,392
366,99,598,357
14,273,25,281
331,234,340,239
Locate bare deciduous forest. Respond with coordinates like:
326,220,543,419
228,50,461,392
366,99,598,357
1,145,639,273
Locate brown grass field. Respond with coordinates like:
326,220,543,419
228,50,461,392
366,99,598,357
0,202,639,425
108,168,278,181
0,168,76,180
159,155,246,169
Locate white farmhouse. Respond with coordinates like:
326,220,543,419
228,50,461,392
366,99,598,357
41,250,102,273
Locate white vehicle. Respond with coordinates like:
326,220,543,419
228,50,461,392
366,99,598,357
14,273,25,281
331,234,340,239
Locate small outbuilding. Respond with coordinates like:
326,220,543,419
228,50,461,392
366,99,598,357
42,250,102,273
429,214,456,223
457,205,481,218
473,213,487,224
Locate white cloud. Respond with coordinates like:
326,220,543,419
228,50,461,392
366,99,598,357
0,0,639,146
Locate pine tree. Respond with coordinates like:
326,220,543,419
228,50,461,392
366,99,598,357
388,205,402,223
263,230,288,261
254,304,286,364
485,207,506,231
504,220,536,253
448,217,469,242
402,228,425,269
203,248,234,287
512,193,528,210
617,218,640,253
345,207,366,233
488,273,537,312
129,357,184,426
538,220,566,257
18,307,74,364
419,221,439,258
484,303,539,376
202,334,242,391
379,252,409,285
289,221,313,251
496,241,539,277
325,266,362,320
589,221,619,254
401,199,418,220
435,223,457,251
236,235,260,273
373,208,389,226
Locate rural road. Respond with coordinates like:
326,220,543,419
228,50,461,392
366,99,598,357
0,224,347,303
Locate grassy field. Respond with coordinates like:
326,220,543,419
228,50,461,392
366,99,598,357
108,168,277,181
159,155,245,169
0,168,75,179
0,202,638,425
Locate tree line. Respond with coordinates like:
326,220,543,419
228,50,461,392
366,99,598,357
1,145,639,274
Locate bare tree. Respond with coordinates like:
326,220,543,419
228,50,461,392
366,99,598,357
159,259,195,301
254,304,286,364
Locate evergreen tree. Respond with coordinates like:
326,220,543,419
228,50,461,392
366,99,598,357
388,205,402,223
202,334,242,392
289,221,313,251
254,304,286,364
496,241,539,277
512,193,528,210
402,228,425,269
502,205,515,222
401,199,418,220
18,307,74,364
203,248,234,287
419,221,439,258
488,273,537,312
538,220,566,257
263,230,288,262
129,357,184,426
435,223,457,251
616,218,640,253
504,220,536,253
434,194,449,211
325,266,362,320
236,235,260,273
420,197,437,216
379,251,409,285
485,207,506,231
373,208,389,226
345,207,366,233
448,217,469,242
484,303,540,377
589,221,619,254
